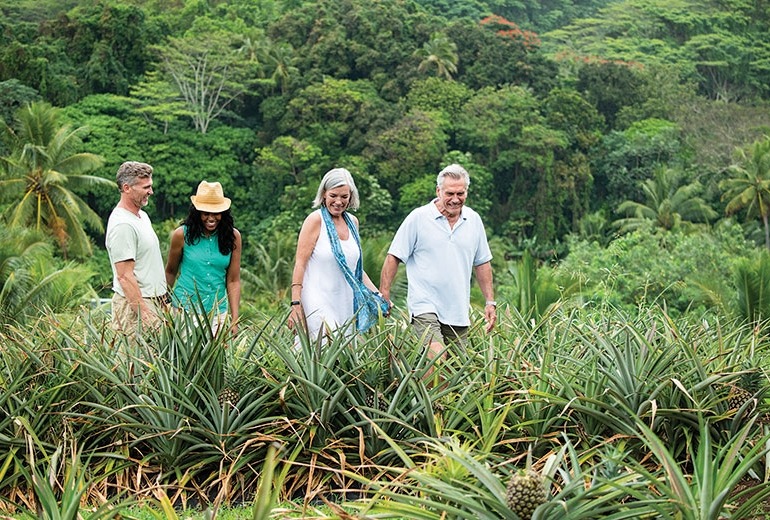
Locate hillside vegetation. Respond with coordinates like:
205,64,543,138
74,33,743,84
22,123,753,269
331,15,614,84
3,0,770,518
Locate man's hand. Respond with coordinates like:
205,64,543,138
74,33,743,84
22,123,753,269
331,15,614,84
484,303,497,333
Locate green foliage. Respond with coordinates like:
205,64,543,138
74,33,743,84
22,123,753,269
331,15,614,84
12,432,134,520
614,165,717,233
555,223,754,314
414,32,459,80
61,93,160,218
5,291,770,515
696,249,770,326
404,77,473,132
450,17,559,94
412,0,488,22
632,416,770,520
542,87,604,151
267,0,436,97
721,136,770,249
456,85,541,169
496,250,583,322
543,0,770,102
279,77,388,158
684,30,769,101
399,174,437,215
129,70,192,134
576,61,649,130
240,230,295,308
593,118,684,210
365,108,448,194
152,31,255,134
0,2,155,103
147,125,259,218
0,79,40,131
733,252,770,325
0,28,81,107
0,101,111,258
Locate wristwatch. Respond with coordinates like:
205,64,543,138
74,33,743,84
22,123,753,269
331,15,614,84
485,301,497,307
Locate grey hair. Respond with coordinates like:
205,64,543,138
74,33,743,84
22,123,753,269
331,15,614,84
312,168,360,210
437,163,470,189
116,161,153,189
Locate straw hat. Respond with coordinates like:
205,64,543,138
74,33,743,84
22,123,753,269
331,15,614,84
190,181,231,212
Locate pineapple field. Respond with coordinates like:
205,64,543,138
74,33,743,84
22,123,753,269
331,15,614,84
3,301,770,519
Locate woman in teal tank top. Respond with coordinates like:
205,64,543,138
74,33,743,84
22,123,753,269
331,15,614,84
165,181,242,335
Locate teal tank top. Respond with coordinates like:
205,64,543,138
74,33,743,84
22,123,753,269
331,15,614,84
172,227,232,314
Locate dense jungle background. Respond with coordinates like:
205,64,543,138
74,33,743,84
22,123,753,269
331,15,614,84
1,0,769,318
4,0,770,519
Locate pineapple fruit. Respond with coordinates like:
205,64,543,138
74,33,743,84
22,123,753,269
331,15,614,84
727,369,763,414
362,343,392,413
364,390,388,412
218,360,247,408
217,386,240,407
506,469,547,520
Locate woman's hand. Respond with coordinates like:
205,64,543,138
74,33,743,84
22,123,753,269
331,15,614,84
287,303,303,330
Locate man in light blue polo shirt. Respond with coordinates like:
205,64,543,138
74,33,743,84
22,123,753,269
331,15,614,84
379,163,496,360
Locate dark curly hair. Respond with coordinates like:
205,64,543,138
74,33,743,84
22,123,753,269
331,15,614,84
183,205,236,256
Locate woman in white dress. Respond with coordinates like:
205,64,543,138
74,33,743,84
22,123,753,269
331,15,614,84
287,168,380,341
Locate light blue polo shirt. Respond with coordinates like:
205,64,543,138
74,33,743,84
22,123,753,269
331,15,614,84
387,200,492,326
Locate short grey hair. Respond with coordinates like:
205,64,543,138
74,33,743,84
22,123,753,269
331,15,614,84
313,168,360,210
437,163,470,189
116,161,153,189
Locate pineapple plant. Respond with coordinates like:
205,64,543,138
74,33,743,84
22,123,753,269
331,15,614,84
361,340,394,413
506,469,547,520
727,369,765,414
217,345,253,408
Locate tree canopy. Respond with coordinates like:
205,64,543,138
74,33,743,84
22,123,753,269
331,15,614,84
1,0,769,310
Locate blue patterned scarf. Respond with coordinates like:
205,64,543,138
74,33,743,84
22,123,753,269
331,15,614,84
321,206,386,332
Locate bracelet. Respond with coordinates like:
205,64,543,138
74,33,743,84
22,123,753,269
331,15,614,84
485,301,497,307
290,300,301,306
291,282,303,287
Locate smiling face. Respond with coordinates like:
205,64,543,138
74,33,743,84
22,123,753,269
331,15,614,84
123,176,153,211
323,185,351,217
435,176,467,220
200,211,222,234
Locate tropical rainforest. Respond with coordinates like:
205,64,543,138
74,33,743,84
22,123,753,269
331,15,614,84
1,0,770,316
3,0,770,518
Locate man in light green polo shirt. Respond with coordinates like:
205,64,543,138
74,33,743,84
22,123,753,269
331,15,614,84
105,161,168,337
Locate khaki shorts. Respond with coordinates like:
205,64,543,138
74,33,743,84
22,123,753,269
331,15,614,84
111,293,166,337
411,313,468,352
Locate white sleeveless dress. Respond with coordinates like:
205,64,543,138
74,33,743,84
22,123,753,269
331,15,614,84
301,210,360,339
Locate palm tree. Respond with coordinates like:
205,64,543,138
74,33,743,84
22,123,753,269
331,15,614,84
693,250,770,326
721,137,770,249
237,29,269,64
0,102,111,258
0,226,95,331
267,42,298,94
614,166,717,234
414,32,458,80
